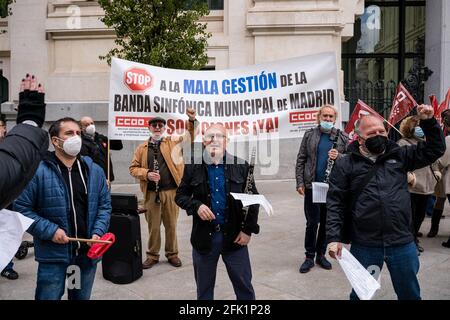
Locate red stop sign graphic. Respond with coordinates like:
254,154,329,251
124,68,153,92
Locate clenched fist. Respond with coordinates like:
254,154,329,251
417,104,434,120
187,107,196,121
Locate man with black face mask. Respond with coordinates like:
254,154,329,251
326,104,445,300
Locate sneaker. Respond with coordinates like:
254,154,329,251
299,258,315,274
1,269,19,280
417,244,424,253
315,255,332,270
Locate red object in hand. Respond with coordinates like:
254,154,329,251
87,233,115,259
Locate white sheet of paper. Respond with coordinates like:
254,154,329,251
312,182,329,203
337,247,381,300
230,193,274,216
0,209,34,271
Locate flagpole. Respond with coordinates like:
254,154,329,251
107,139,111,190
384,119,403,137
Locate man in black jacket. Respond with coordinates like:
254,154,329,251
80,116,123,183
326,104,445,300
0,74,48,210
175,124,259,300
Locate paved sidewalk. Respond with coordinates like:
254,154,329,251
1,180,449,300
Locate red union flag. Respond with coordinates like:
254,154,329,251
345,100,384,135
388,83,417,127
432,88,450,123
124,68,153,92
430,94,440,122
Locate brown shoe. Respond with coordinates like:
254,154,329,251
142,258,159,269
168,256,182,267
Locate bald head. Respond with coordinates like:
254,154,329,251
205,123,227,137
80,116,95,135
203,123,228,163
80,116,94,128
358,115,386,138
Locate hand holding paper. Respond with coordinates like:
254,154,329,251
0,209,34,272
336,247,381,300
230,193,274,216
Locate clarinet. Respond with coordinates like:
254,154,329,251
152,142,161,204
324,130,340,183
242,148,257,223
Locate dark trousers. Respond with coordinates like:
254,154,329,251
349,242,421,300
2,261,14,272
431,196,446,229
304,188,327,259
192,231,255,300
410,193,430,236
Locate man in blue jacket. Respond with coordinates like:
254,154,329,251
14,117,111,300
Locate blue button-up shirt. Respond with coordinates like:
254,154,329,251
208,163,226,225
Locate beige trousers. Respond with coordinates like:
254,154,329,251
144,189,179,261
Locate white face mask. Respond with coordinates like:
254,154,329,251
85,124,96,136
57,135,82,157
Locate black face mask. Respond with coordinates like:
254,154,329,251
364,135,388,154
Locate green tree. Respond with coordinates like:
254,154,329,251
0,0,14,19
98,0,211,69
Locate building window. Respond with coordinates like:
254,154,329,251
185,0,224,11
342,0,426,117
205,0,224,10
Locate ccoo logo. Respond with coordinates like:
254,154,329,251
124,68,153,92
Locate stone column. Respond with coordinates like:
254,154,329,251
425,0,450,100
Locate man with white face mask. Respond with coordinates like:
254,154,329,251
295,104,348,274
13,117,111,300
80,116,123,183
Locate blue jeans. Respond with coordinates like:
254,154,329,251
2,261,14,272
349,242,421,300
192,231,255,300
35,254,97,300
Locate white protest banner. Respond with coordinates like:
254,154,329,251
108,52,340,141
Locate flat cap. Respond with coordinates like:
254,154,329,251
148,116,166,126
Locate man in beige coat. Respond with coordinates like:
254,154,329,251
130,108,197,269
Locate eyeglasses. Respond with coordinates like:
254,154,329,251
204,133,226,141
150,123,165,129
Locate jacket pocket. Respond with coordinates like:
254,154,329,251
228,175,245,193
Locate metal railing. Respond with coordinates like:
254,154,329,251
344,80,397,119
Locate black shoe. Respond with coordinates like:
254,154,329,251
299,258,315,273
417,244,424,253
416,232,423,238
442,240,450,248
427,226,438,238
316,255,332,270
1,269,19,280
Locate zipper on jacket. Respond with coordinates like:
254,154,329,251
68,165,80,256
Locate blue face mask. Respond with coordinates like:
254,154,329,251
320,121,334,131
414,127,424,138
